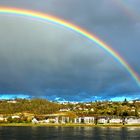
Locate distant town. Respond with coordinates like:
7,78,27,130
0,98,140,125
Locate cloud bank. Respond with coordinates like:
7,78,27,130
0,0,140,101
0,17,139,101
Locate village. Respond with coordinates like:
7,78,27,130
31,114,140,125
0,98,140,125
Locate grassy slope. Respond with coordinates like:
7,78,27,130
0,123,140,127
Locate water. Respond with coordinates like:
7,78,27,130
0,126,140,140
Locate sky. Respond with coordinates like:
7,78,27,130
0,0,140,101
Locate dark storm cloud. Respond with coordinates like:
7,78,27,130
0,0,140,100
0,0,140,65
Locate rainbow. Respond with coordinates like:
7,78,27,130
112,0,138,20
0,7,139,87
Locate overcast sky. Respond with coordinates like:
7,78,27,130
0,0,140,101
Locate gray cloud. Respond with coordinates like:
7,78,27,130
0,0,140,101
0,0,140,64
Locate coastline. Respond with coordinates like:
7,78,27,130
0,123,140,127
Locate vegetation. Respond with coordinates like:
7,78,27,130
71,100,140,117
0,98,61,115
0,98,140,123
1,123,140,127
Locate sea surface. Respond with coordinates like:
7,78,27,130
0,126,140,140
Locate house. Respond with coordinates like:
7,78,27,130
128,100,133,104
131,107,135,112
11,115,20,119
54,117,59,123
33,113,74,124
90,108,94,112
74,117,82,123
83,117,94,124
125,117,140,124
74,117,94,124
45,117,59,123
32,118,39,124
85,104,91,106
59,108,70,112
0,115,7,122
109,118,122,124
7,100,17,103
61,117,70,124
98,117,108,124
83,108,88,111
0,116,4,121
78,107,83,111
135,100,140,103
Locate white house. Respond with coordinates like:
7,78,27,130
32,118,38,124
83,117,94,124
128,100,133,104
47,117,59,123
135,100,140,103
98,117,108,124
83,108,89,111
78,108,83,111
7,100,17,103
90,108,94,112
125,118,140,124
85,104,91,106
0,116,6,121
11,115,20,119
61,117,70,124
74,117,94,124
59,108,70,112
54,117,59,123
109,118,122,124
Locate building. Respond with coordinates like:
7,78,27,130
125,117,140,124
32,118,38,124
98,117,108,124
61,116,70,124
7,100,17,103
11,115,20,119
109,118,122,124
59,108,70,112
74,117,94,124
0,115,7,122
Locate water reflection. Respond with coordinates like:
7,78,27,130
0,126,140,140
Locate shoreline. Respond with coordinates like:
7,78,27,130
0,123,140,127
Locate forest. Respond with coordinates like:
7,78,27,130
0,98,140,117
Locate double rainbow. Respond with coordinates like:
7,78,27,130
0,7,139,87
112,0,138,20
